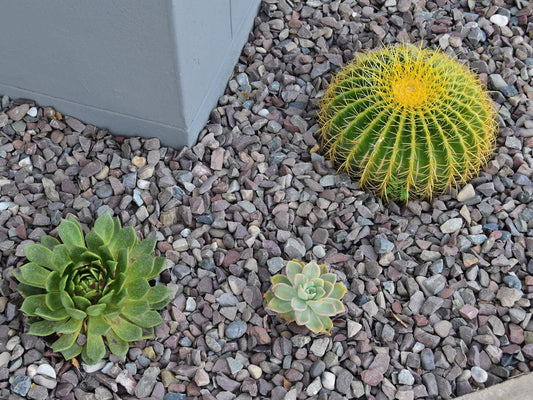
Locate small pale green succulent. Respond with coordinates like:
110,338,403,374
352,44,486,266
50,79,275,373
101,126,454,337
265,260,346,334
14,212,172,365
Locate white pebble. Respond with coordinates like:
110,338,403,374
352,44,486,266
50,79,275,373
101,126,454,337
490,14,508,27
185,297,196,312
471,366,488,383
82,360,106,373
26,364,38,378
18,157,32,168
36,363,56,379
27,107,38,117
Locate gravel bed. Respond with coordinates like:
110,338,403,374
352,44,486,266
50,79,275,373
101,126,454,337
1,0,533,399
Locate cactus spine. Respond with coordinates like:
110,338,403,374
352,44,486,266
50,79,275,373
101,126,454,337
318,45,497,201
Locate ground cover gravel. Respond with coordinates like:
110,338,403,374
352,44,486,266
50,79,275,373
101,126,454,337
0,0,532,399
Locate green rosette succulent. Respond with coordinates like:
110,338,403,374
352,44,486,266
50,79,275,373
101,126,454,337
13,212,172,365
265,260,346,334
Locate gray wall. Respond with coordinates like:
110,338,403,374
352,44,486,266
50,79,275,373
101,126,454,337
0,0,260,148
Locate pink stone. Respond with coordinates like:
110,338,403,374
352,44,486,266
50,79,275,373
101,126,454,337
361,369,383,386
522,344,533,360
369,354,390,374
210,148,225,171
459,304,478,320
325,253,349,264
509,324,524,344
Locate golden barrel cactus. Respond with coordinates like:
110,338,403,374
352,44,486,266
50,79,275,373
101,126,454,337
318,45,498,201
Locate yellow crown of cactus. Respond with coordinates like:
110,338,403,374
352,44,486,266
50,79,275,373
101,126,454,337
318,44,498,201
264,260,346,334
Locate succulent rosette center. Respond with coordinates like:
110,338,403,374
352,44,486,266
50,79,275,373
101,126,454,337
265,260,346,334
69,263,108,302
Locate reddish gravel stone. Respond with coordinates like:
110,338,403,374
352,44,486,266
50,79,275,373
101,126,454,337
459,304,479,320
361,369,383,386
222,250,240,267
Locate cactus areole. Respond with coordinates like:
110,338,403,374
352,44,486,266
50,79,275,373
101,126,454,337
318,45,498,201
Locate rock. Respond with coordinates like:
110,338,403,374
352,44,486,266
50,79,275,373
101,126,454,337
226,321,247,339
471,366,488,383
134,366,160,398
503,275,522,290
194,368,210,386
361,369,383,386
440,218,463,233
7,104,30,121
496,287,523,307
374,237,394,254
248,365,262,379
457,184,475,201
335,369,353,394
306,377,322,396
434,320,452,338
490,14,508,27
398,369,415,385
284,238,306,259
459,304,478,320
422,275,447,295
421,348,435,370
322,371,336,390
11,375,31,397
27,384,48,400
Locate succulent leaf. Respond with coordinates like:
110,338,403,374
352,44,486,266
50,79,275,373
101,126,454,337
14,212,171,365
318,44,497,201
330,283,347,300
52,333,78,352
84,334,106,365
266,297,293,313
35,307,69,321
85,231,105,252
297,285,308,300
45,271,61,292
129,255,154,279
56,318,83,335
60,343,82,360
88,315,111,336
16,263,50,288
286,260,303,282
306,312,324,334
28,320,56,336
94,212,114,243
271,275,291,286
302,262,320,280
126,278,150,300
127,311,163,328
295,308,311,325
20,295,47,316
106,330,129,357
265,261,346,335
145,285,173,306
130,238,157,259
147,257,166,280
41,235,61,249
272,283,297,301
291,297,307,312
86,304,107,316
292,273,306,288
59,218,84,248
45,292,62,310
24,244,56,271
